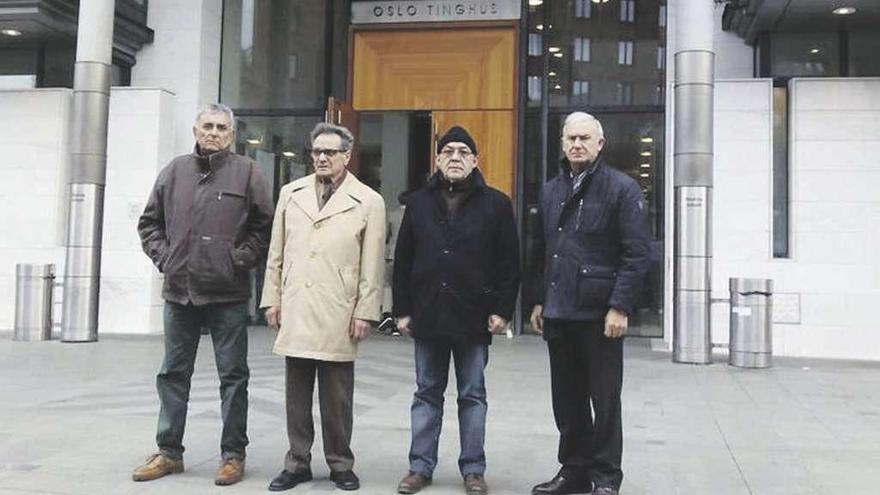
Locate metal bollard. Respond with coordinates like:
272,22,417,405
729,278,773,368
14,264,56,341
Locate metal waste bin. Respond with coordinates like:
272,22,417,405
14,263,55,341
729,277,773,368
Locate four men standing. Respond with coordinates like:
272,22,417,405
392,126,520,495
134,110,648,494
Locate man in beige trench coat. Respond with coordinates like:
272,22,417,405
261,122,386,492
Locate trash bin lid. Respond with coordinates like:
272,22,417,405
729,277,772,295
15,263,55,278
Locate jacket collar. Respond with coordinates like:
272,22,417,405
427,168,487,192
559,155,604,198
289,171,363,223
191,144,232,171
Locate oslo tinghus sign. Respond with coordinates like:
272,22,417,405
351,0,521,24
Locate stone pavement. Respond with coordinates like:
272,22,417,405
0,329,878,495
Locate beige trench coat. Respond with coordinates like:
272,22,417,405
260,173,386,361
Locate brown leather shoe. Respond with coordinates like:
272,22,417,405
132,453,184,482
398,471,432,494
464,473,488,495
215,458,245,486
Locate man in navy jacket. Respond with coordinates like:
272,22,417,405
393,126,520,495
530,113,650,495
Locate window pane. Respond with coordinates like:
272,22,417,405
769,33,840,77
529,33,542,57
234,115,323,200
221,0,327,109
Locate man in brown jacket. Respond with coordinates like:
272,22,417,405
261,122,386,492
133,103,273,486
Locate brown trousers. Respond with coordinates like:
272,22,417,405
284,357,355,473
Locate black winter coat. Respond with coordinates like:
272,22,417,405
535,157,650,321
392,170,520,343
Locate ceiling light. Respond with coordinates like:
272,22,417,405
536,24,544,31
810,48,821,54
553,53,563,58
282,151,296,157
548,71,557,77
554,84,561,90
640,151,651,156
591,0,610,3
548,46,561,53
246,138,261,145
640,163,650,168
640,137,653,143
640,173,650,178
529,0,543,5
1,29,22,37
832,7,856,15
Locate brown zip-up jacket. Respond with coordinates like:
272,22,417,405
137,147,273,306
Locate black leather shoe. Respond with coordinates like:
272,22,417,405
531,472,591,495
268,469,312,491
330,470,360,491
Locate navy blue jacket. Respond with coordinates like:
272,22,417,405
392,170,520,343
535,157,650,321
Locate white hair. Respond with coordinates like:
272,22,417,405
562,112,604,140
195,103,236,132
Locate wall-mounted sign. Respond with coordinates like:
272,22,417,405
351,0,521,24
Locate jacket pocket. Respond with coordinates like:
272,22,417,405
575,200,609,234
336,266,358,302
188,235,237,292
576,264,616,308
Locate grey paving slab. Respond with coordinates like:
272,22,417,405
0,330,878,494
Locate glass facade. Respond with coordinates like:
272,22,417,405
522,0,667,337
220,0,668,337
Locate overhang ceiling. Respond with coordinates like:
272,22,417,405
722,0,880,44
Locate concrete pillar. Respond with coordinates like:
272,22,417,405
672,0,714,363
61,0,115,342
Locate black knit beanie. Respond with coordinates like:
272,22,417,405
436,125,478,156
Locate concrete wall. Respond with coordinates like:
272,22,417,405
709,78,880,361
0,89,71,331
0,88,174,335
101,88,176,335
131,0,222,156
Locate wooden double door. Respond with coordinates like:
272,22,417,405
330,26,518,197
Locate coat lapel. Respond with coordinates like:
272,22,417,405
289,180,320,222
315,172,360,223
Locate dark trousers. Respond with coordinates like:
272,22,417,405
284,357,355,473
545,319,623,489
156,301,250,460
409,337,489,478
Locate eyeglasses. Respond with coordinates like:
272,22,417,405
440,147,473,158
310,148,345,158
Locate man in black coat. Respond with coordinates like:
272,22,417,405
530,113,650,495
393,126,520,495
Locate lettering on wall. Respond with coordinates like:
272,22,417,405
351,0,521,24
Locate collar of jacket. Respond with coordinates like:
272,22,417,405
427,168,487,192
191,144,232,171
559,155,603,197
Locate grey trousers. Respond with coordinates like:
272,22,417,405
284,357,355,473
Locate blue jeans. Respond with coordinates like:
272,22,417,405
155,301,250,461
409,337,489,478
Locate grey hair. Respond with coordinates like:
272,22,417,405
195,103,236,132
562,112,604,140
310,122,355,151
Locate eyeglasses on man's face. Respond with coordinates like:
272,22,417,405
310,148,346,158
439,146,473,158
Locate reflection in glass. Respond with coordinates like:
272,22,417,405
221,0,327,109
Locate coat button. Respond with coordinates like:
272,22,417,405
309,251,317,258
306,282,312,288
443,249,450,255
553,254,559,259
314,223,321,229
557,227,563,232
